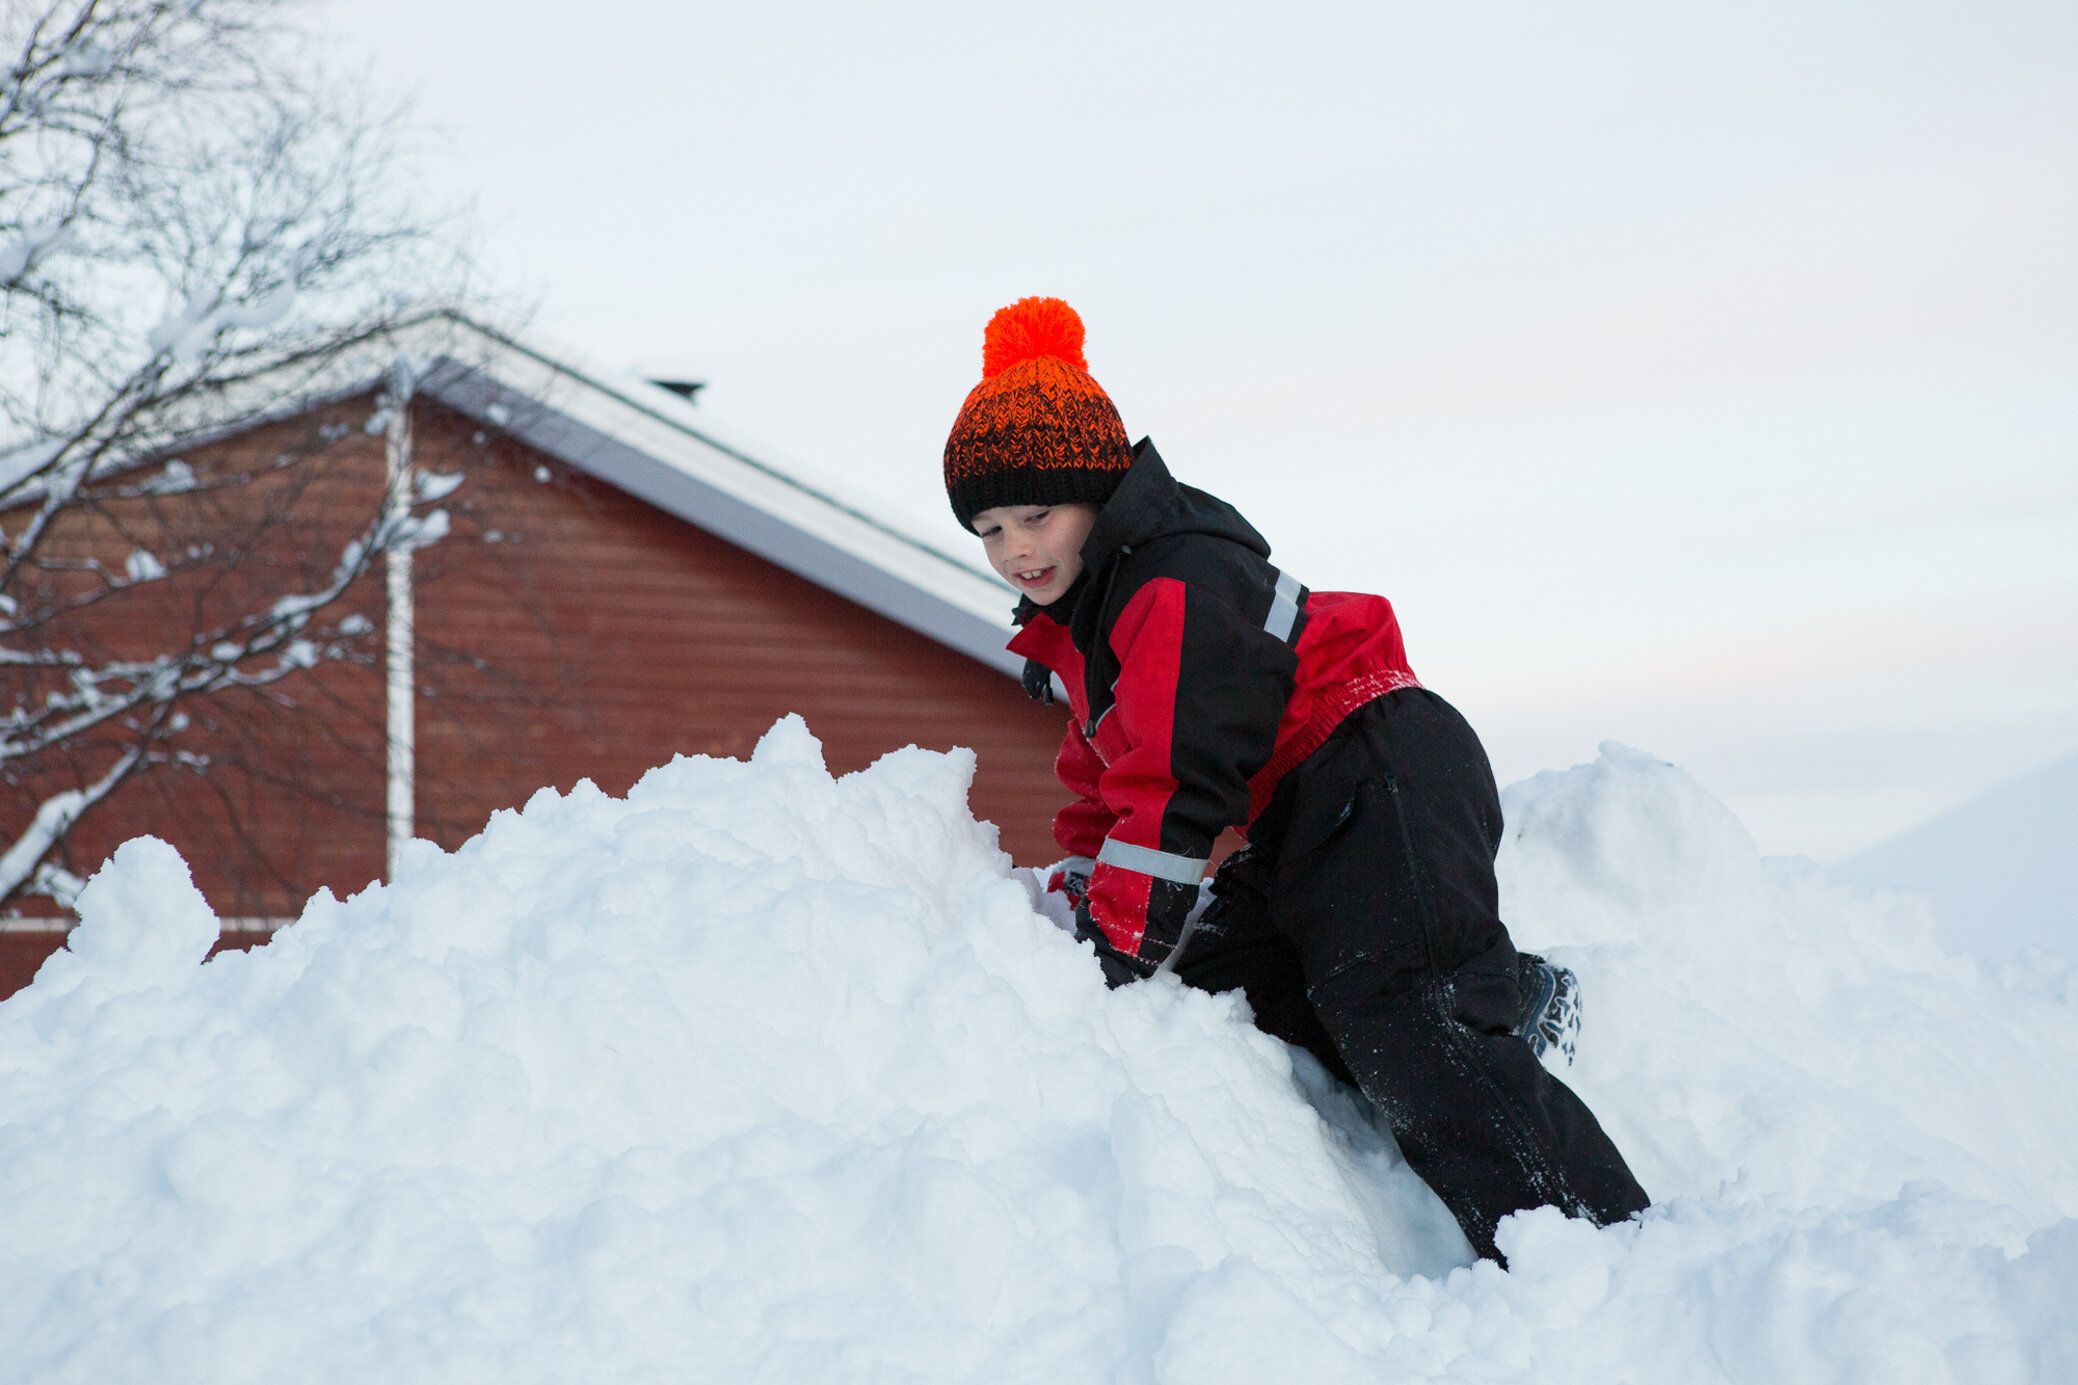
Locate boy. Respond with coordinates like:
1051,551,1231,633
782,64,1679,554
945,297,1649,1263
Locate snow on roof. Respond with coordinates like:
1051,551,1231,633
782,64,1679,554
405,316,1026,680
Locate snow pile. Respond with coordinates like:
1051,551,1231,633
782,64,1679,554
3,720,2075,1383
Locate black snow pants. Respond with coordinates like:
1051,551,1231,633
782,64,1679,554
1173,688,1650,1262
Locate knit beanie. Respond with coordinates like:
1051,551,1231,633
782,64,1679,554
943,297,1132,532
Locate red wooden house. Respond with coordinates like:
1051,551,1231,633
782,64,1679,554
2,316,1071,994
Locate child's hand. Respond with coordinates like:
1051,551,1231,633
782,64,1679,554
1046,855,1095,909
1017,856,1095,935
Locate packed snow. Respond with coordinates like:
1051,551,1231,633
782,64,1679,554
2,718,2075,1383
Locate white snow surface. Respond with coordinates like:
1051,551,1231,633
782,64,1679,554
3,720,2075,1383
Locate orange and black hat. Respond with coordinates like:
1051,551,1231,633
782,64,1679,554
943,297,1132,532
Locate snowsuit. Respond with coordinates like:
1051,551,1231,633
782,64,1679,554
1008,441,1649,1260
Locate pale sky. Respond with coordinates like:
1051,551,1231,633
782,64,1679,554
327,0,2077,861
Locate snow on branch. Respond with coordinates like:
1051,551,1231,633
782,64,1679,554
0,742,142,903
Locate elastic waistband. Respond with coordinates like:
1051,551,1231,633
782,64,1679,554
1247,668,1423,822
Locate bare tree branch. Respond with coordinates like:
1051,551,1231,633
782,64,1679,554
1,0,475,906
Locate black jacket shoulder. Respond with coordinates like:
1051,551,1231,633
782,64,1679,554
1053,441,1305,741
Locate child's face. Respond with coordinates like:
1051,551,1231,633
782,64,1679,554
972,502,1099,605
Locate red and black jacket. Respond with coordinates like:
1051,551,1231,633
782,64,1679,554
1008,440,1421,971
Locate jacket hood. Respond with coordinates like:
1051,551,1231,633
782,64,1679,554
1082,438,1271,561
1011,438,1268,626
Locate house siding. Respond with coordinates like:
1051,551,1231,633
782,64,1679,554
3,395,1072,986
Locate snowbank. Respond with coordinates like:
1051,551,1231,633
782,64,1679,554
2,720,2074,1383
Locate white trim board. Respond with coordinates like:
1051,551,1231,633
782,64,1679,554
0,917,295,934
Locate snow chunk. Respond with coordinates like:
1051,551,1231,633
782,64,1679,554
141,459,198,495
0,217,72,282
413,470,464,503
386,508,448,551
32,838,220,997
146,278,300,367
0,438,64,496
1500,740,1766,947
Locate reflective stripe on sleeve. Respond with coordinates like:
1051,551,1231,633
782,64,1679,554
1265,568,1304,644
1097,838,1209,885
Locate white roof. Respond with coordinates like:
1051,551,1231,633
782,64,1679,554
405,317,1026,679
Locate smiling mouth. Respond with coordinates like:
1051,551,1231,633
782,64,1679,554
1014,567,1055,587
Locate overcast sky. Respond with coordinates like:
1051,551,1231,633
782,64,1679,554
326,0,2076,861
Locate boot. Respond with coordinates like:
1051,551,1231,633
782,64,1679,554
1514,952,1581,1065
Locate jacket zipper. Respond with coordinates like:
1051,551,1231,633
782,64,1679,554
1082,546,1130,738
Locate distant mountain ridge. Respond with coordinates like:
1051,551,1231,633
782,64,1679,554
1832,751,2078,961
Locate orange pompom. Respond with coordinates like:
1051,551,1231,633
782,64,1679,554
981,297,1088,380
